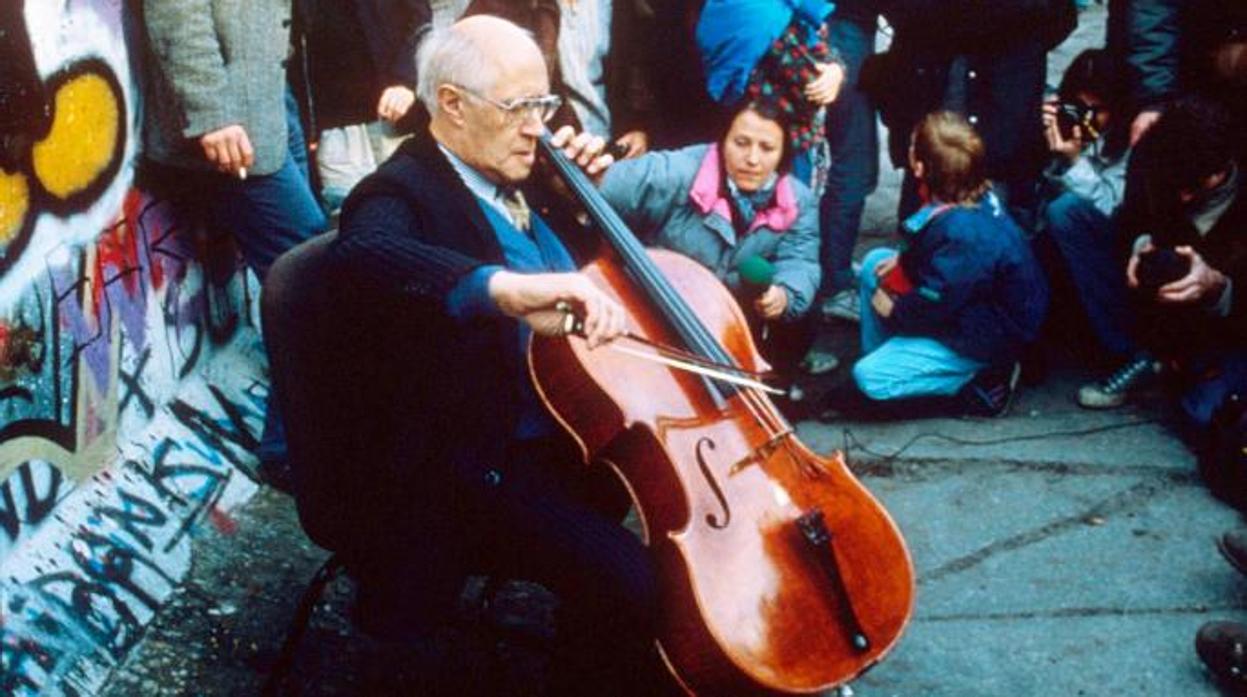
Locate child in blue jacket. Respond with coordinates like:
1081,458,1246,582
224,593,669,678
852,111,1049,416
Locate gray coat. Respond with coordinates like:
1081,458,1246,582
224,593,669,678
141,0,294,175
599,144,821,320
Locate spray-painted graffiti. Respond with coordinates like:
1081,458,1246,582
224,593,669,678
1,2,130,288
0,2,270,695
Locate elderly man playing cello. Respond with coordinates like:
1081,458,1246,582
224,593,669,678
315,14,675,696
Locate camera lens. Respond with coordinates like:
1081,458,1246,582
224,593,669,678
1054,102,1088,139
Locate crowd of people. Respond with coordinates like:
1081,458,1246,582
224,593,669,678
134,0,1246,693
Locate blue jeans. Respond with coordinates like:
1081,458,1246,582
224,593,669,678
207,89,326,280
1042,192,1137,358
852,248,985,400
206,88,327,462
1180,351,1247,431
819,16,879,294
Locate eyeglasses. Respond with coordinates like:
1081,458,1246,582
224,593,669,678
456,85,562,125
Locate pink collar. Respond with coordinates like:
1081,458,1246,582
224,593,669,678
688,144,800,234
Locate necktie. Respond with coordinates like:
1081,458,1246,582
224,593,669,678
501,189,531,232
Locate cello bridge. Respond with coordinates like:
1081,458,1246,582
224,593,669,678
729,429,793,475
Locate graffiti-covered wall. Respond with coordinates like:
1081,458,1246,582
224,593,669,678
1,2,269,694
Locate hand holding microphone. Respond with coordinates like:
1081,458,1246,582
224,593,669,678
737,255,786,339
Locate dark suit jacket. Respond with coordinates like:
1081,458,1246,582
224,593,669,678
305,125,546,557
870,1,1074,194
293,0,431,133
1125,168,1247,359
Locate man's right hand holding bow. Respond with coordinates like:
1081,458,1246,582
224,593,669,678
488,270,627,348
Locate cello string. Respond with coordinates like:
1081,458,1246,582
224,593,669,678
540,133,789,439
543,134,741,372
583,189,791,438
560,309,795,420
565,151,839,478
583,181,789,439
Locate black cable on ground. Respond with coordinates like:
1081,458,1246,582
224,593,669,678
840,418,1161,464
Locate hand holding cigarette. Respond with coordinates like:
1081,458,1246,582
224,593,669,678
199,124,255,179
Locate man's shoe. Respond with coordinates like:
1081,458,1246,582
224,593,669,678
961,362,1022,418
1219,529,1247,577
1077,355,1161,409
820,289,860,323
1196,620,1247,694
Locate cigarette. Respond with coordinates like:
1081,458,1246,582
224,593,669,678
237,167,248,181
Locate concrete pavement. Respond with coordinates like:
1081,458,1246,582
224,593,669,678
801,374,1247,697
99,5,1247,695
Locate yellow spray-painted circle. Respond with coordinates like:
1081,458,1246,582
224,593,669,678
31,71,121,201
0,169,31,245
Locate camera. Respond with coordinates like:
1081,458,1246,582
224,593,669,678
1053,100,1100,140
1135,247,1190,296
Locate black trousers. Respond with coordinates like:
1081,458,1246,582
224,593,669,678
352,437,666,696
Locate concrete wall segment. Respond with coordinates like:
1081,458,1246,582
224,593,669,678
0,2,269,694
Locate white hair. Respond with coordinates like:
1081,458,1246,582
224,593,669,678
415,19,538,113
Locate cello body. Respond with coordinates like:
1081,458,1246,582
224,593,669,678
530,249,915,695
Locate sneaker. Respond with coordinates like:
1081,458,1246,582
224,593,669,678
961,362,1022,418
1196,620,1247,693
1077,355,1161,409
820,289,860,323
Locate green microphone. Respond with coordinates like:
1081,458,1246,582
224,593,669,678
737,255,776,341
737,254,776,302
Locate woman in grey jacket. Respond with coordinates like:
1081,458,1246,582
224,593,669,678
597,101,828,385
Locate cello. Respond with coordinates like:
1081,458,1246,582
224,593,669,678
529,133,915,695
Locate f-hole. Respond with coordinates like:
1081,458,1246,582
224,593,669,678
696,437,731,529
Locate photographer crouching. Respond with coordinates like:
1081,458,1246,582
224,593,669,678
1036,49,1143,409
1120,97,1247,506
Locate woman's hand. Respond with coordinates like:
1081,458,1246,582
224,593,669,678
1042,102,1083,162
755,285,789,320
805,62,845,106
